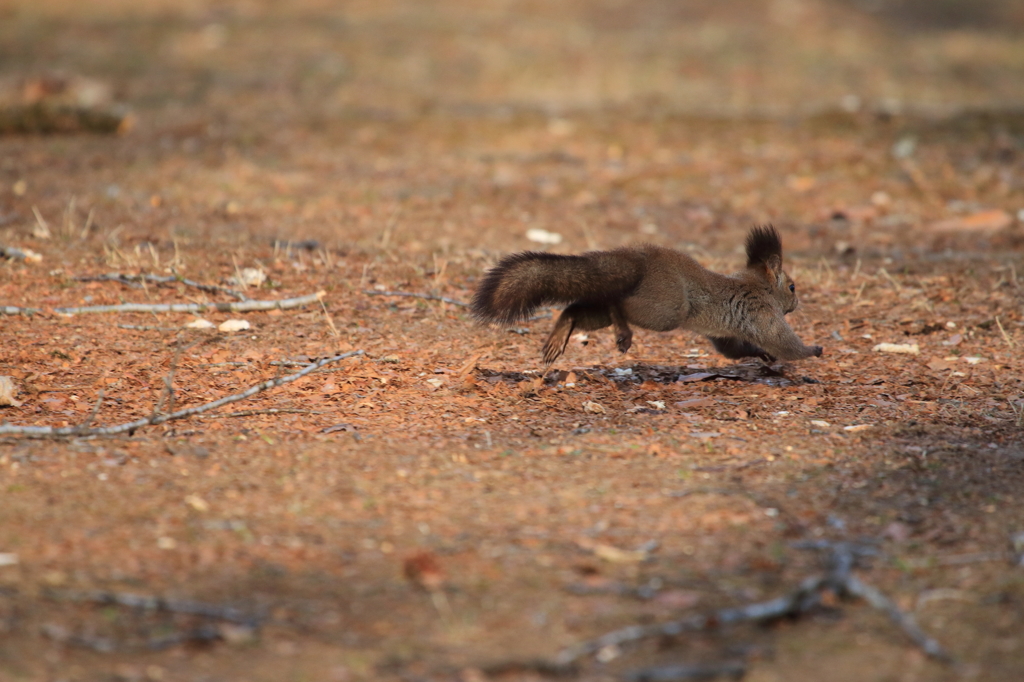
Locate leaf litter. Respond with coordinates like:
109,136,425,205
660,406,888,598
1,2,1024,681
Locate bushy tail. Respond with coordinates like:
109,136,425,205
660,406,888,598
471,249,645,326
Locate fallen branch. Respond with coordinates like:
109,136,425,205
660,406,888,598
555,574,827,666
1,244,41,263
47,589,261,625
624,661,746,681
364,289,470,308
117,324,188,331
0,350,363,438
555,540,950,667
75,272,249,301
0,291,325,316
2,305,34,316
42,589,259,653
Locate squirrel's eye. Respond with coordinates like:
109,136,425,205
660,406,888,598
789,283,796,293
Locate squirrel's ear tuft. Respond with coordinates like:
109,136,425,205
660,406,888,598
745,225,783,270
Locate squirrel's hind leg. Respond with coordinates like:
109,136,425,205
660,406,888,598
542,312,577,365
610,303,633,354
541,302,615,363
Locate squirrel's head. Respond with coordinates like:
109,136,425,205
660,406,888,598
745,225,799,313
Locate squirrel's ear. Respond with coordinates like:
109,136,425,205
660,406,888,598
764,253,783,279
745,225,783,272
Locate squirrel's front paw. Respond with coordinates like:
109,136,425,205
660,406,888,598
810,345,823,357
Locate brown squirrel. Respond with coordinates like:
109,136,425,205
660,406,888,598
471,225,822,364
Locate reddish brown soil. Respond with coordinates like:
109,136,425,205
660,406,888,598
2,2,1024,681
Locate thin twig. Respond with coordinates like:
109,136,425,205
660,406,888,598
995,316,1015,349
320,298,340,337
878,267,902,292
117,324,188,331
153,341,195,418
380,204,401,248
74,272,250,301
363,290,470,307
201,360,307,369
899,159,941,206
0,350,363,438
555,540,950,667
198,408,323,419
79,390,104,431
31,205,51,238
0,291,325,316
844,575,948,660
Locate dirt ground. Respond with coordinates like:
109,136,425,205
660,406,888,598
2,1,1024,680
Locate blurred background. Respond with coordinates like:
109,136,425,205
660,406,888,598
2,0,1023,123
2,0,1023,258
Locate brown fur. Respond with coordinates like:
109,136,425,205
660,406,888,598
471,225,823,364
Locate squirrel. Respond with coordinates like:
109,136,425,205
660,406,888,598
471,225,823,365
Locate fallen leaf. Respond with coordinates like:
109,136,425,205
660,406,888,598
185,494,210,512
525,228,562,245
927,358,953,371
810,419,831,428
583,400,606,414
931,209,1013,233
404,551,444,590
872,343,919,355
689,431,720,439
674,398,712,409
585,540,647,561
218,319,251,332
456,351,484,377
0,376,23,407
786,174,817,193
677,372,717,383
218,623,257,645
228,267,266,288
843,424,872,432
